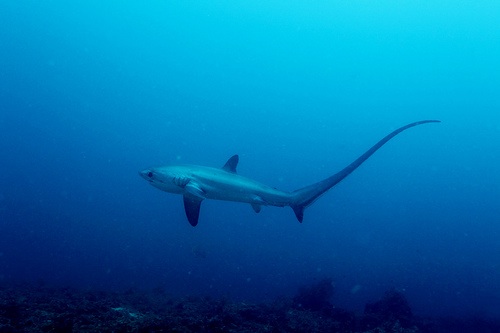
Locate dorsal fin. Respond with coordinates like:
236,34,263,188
222,155,239,173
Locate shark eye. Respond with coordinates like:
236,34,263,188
147,171,153,178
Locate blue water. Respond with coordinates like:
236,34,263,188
1,1,499,319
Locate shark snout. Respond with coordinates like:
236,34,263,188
139,169,153,181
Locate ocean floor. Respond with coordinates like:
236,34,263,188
0,280,498,332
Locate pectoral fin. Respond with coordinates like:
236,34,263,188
183,195,203,227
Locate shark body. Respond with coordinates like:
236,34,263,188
140,120,439,226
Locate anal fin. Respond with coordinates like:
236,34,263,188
251,203,262,213
183,195,203,227
291,204,304,223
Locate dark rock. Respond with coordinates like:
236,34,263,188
362,290,413,329
293,278,335,311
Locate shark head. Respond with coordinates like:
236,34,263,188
139,166,188,194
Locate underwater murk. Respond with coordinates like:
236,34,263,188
1,1,500,332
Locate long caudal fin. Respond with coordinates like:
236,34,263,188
290,120,440,222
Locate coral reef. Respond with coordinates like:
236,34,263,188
0,281,498,332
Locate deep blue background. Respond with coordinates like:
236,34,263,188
1,1,499,318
